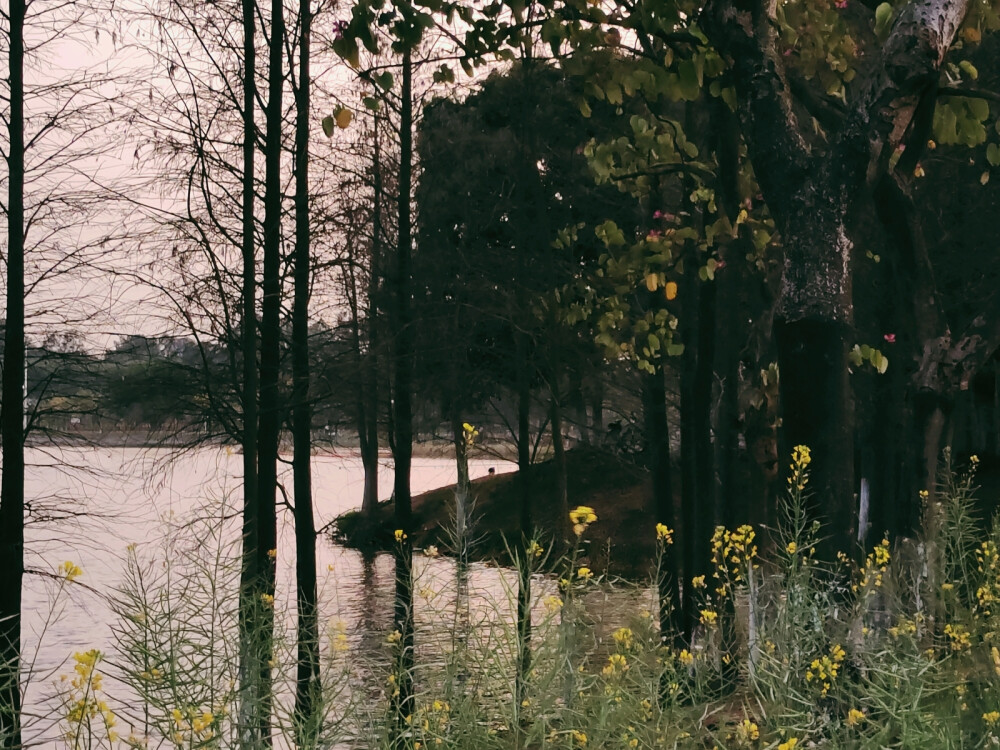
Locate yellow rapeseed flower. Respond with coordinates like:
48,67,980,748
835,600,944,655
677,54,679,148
846,708,865,727
699,609,718,626
569,506,597,528
777,739,798,750
577,566,593,580
59,561,83,582
655,523,673,543
394,529,406,543
984,711,1000,725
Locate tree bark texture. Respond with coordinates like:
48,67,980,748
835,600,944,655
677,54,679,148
702,0,975,557
253,0,285,739
391,48,416,748
0,2,26,747
292,2,320,744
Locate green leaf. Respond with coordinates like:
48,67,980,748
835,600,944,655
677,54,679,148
321,115,335,138
665,342,685,357
987,143,1000,167
849,345,864,367
376,71,394,90
362,96,381,112
969,97,990,122
875,3,894,37
960,60,979,80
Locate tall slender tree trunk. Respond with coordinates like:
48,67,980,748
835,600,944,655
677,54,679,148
359,114,384,532
550,382,569,545
0,3,25,747
643,368,680,641
292,3,320,744
514,319,533,715
255,0,285,739
390,48,415,749
450,411,471,565
237,0,260,744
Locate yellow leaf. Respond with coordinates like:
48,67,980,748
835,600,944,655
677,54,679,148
644,273,658,292
964,26,982,43
665,281,678,301
336,108,353,129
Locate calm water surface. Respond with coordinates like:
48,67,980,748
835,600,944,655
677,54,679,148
18,446,646,748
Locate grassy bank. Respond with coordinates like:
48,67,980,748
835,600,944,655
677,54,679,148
333,446,655,577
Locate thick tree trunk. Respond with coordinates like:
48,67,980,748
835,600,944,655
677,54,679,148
0,3,25,747
391,48,415,748
292,4,320,745
237,0,260,742
775,316,855,559
703,0,974,559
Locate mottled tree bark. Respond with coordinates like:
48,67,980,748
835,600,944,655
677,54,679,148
703,0,975,557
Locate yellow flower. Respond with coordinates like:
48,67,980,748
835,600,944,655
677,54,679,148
690,574,706,589
786,541,797,555
544,595,563,613
569,506,597,528
984,711,1000,726
612,627,634,650
259,593,274,606
846,708,865,727
734,719,759,744
655,523,673,543
941,582,954,591
526,540,543,558
572,730,588,746
422,545,439,558
778,740,798,750
791,444,811,467
699,609,718,626
577,566,593,580
678,649,694,666
386,630,401,644
59,561,83,582
394,529,406,543
266,548,277,559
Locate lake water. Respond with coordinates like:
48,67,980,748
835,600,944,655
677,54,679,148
17,446,648,748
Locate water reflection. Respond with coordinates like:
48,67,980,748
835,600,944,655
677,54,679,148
19,447,654,749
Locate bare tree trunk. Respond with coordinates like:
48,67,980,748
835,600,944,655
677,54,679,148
514,322,533,715
390,48,415,749
550,384,569,545
359,115,384,532
450,412,471,565
237,0,260,744
643,368,680,641
255,0,285,739
0,2,25,747
292,3,320,744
